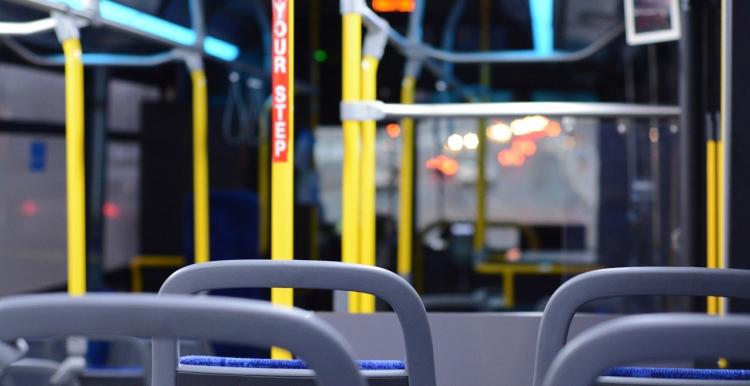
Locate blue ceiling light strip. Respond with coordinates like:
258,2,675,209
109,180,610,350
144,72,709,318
99,1,195,46
203,36,240,62
49,0,240,61
54,0,86,10
530,0,554,55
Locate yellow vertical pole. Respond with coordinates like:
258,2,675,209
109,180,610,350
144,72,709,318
717,139,725,312
397,0,425,288
397,76,416,280
191,69,210,264
706,138,718,314
342,10,362,313
718,0,728,317
359,55,379,313
503,270,514,308
258,99,271,258
474,0,490,255
62,38,86,296
715,137,727,370
715,0,729,369
271,0,294,359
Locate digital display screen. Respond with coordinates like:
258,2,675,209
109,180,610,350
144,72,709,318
634,0,673,33
625,0,681,45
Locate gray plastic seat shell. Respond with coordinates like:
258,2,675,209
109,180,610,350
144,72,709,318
542,314,750,386
533,267,750,386
0,293,365,386
153,260,436,386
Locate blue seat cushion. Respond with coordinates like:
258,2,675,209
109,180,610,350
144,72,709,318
606,367,750,380
180,356,405,371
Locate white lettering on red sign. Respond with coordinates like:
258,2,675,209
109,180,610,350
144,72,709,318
272,0,290,162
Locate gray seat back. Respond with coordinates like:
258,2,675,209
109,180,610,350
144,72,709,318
154,260,436,386
542,314,750,386
534,267,750,386
0,293,365,386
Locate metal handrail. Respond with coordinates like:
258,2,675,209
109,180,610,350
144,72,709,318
1,36,182,66
379,101,680,118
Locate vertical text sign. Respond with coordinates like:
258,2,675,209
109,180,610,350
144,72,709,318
272,0,290,162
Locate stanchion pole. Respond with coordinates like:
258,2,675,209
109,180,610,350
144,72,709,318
341,2,363,313
57,14,86,296
271,0,295,358
358,27,387,313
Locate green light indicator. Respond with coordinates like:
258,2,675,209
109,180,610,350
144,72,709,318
313,49,328,63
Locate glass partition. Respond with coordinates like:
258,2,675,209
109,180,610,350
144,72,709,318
314,112,681,311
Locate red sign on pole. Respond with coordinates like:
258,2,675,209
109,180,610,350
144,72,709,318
271,0,290,162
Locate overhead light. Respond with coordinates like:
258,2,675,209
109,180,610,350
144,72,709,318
99,1,193,45
445,133,464,152
530,0,555,55
52,0,241,61
203,36,240,62
463,133,479,150
53,0,87,10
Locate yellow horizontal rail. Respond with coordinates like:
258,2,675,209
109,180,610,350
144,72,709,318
129,255,185,293
475,262,601,276
476,262,600,308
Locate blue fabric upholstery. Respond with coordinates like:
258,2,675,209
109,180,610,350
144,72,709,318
606,367,750,380
180,356,406,370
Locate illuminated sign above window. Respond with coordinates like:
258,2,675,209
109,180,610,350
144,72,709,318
372,0,415,13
